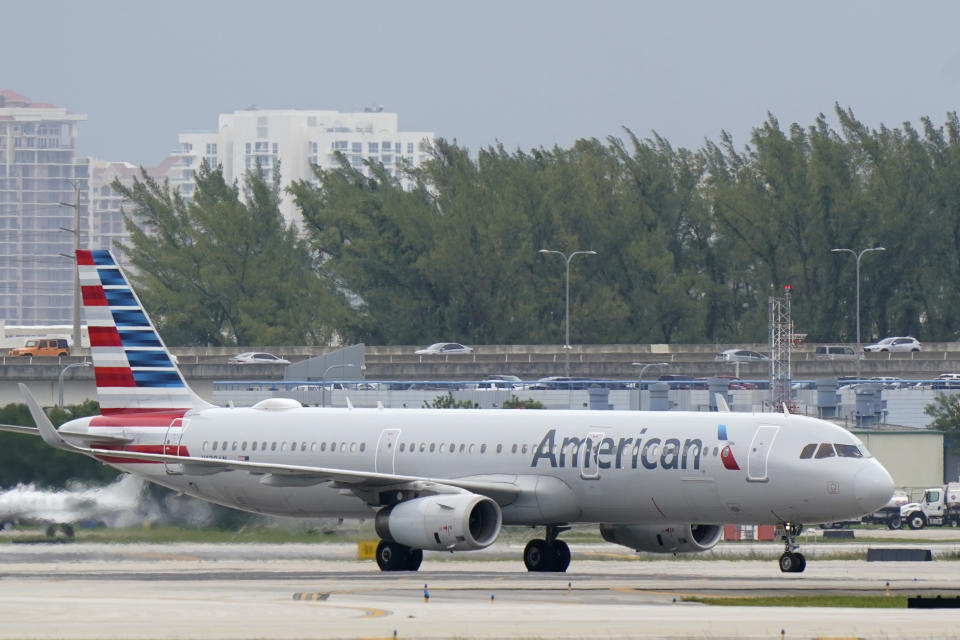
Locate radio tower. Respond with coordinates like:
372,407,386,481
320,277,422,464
769,286,793,410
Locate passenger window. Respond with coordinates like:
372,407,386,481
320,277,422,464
521,444,528,454
212,441,218,451
310,443,316,452
321,442,327,452
496,444,502,453
262,442,267,451
459,444,465,453
469,444,475,454
291,441,297,451
252,442,258,451
399,443,405,452
281,442,288,452
835,443,863,458
815,443,836,459
449,444,455,453
360,443,366,452
419,443,426,452
232,442,238,451
241,442,247,451
429,443,436,453
799,443,816,459
222,441,228,451
480,444,487,454
271,442,277,451
350,442,357,452
512,444,518,454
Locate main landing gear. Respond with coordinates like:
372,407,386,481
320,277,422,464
523,525,571,573
375,540,423,571
778,523,806,573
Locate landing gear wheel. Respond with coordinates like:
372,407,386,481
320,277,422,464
523,539,556,572
61,523,75,539
778,523,806,573
778,552,806,573
376,540,420,571
405,548,423,571
553,540,571,572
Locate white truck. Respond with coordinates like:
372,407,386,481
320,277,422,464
895,483,960,530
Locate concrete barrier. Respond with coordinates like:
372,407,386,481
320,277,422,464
866,548,932,561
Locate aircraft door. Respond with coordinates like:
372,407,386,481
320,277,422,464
579,431,604,480
746,425,779,482
163,418,186,475
375,429,401,474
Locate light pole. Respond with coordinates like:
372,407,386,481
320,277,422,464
631,362,669,411
58,361,92,408
59,180,84,351
538,248,597,376
321,363,356,407
831,246,885,380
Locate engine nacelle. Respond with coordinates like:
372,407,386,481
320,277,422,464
375,493,502,551
599,523,722,554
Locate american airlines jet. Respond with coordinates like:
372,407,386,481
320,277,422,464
1,250,894,573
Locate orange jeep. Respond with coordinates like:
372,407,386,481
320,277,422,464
9,338,70,357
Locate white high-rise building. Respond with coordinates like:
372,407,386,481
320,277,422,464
0,90,88,325
172,108,434,226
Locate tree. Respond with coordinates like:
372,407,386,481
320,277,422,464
423,392,478,409
0,401,116,488
924,393,960,452
115,163,345,346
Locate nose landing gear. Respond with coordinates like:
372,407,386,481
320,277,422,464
778,523,806,573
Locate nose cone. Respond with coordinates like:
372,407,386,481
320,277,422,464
854,461,895,514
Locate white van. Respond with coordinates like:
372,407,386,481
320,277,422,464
815,345,857,360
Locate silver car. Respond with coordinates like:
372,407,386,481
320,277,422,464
863,337,921,353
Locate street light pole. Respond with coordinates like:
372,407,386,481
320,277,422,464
631,362,669,411
321,363,356,407
59,181,83,351
831,246,886,380
538,248,597,376
58,361,92,408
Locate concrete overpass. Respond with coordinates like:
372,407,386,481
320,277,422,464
4,342,960,407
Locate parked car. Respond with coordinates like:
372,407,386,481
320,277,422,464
714,375,756,390
815,345,858,360
863,336,921,352
529,376,590,390
228,352,291,365
475,374,523,390
715,349,768,362
414,342,473,355
934,373,960,390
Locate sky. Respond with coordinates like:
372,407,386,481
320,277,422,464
5,0,960,166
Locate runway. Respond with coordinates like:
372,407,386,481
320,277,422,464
2,540,959,639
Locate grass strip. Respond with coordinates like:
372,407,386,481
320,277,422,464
684,594,908,608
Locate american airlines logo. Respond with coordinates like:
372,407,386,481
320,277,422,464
530,429,708,471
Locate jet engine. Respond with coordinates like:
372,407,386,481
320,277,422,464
375,493,502,551
599,523,722,554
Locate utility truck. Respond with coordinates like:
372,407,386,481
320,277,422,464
895,484,960,530
860,490,910,529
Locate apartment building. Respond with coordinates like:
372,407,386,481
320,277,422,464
172,107,434,226
0,90,88,325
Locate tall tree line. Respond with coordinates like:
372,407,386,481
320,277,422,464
119,106,960,346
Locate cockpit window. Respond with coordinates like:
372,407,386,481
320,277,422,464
814,443,836,459
799,443,817,459
835,443,864,458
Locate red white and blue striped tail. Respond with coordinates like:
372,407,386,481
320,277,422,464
77,249,213,416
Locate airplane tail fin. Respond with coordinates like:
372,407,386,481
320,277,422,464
77,250,213,415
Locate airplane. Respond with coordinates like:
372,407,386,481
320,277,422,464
0,249,895,573
0,474,145,537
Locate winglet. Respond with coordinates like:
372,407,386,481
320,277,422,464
19,383,72,451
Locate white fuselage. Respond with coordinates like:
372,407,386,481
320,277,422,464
64,407,894,528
